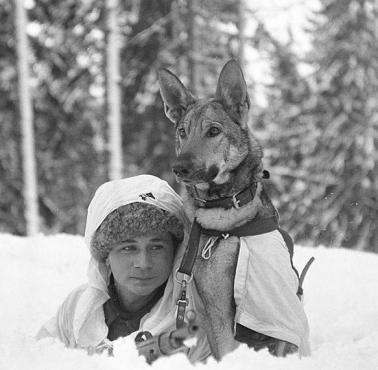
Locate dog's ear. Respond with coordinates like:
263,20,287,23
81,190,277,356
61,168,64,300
158,69,196,125
215,59,250,127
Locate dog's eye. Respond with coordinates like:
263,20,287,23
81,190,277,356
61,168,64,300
178,128,186,139
207,127,221,137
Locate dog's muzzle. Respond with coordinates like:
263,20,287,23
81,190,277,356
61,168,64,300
173,154,219,183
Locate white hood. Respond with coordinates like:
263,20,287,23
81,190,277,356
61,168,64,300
80,174,192,339
84,174,189,249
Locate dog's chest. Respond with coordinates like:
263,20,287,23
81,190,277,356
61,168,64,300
193,235,240,306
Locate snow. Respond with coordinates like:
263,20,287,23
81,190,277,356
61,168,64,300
1,233,378,369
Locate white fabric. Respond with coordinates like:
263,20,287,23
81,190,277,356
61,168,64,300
37,257,210,362
234,230,311,356
37,175,210,362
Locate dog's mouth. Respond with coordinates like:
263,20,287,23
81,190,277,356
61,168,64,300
175,164,220,184
173,164,243,199
177,166,235,195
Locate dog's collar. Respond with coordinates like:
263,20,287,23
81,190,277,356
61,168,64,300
201,182,257,209
193,170,269,210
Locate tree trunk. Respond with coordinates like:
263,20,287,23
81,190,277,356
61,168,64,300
187,0,199,94
106,0,122,180
15,0,39,235
237,0,246,69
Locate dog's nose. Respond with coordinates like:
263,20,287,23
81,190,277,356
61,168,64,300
172,158,193,178
172,163,191,177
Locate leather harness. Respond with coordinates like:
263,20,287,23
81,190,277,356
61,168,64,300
175,176,314,329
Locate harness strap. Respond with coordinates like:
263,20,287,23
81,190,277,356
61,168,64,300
202,216,279,240
176,280,188,329
178,214,302,292
176,221,201,328
178,219,202,276
297,256,315,298
202,216,298,278
178,216,290,273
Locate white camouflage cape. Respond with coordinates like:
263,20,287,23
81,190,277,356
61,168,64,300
234,230,311,356
37,175,211,362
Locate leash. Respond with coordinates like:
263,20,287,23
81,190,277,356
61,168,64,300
175,221,200,328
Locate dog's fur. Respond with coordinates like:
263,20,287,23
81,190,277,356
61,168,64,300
159,60,288,360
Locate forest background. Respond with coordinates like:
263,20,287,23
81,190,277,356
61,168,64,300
1,0,377,252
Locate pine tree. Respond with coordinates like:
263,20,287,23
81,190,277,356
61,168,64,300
118,0,241,184
252,23,312,235
26,0,108,233
0,0,246,234
295,0,378,251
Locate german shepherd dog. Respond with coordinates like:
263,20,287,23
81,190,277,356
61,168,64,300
158,60,293,360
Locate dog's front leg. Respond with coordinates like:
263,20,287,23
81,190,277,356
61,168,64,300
194,236,240,360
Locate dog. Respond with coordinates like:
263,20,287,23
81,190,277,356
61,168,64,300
158,60,306,360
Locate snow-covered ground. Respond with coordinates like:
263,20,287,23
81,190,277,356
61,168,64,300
0,233,377,370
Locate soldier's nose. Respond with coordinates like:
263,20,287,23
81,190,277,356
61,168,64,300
134,251,153,269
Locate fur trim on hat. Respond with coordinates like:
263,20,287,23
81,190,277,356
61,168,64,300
91,202,184,261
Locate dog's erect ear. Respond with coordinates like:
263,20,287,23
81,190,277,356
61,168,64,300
158,69,196,125
215,59,250,127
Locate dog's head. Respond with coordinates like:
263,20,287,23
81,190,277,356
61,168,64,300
158,60,262,192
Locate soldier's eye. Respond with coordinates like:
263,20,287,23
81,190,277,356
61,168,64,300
151,244,164,251
207,126,221,137
178,128,186,139
120,245,136,252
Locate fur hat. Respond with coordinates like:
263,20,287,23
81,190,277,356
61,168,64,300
91,202,184,261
